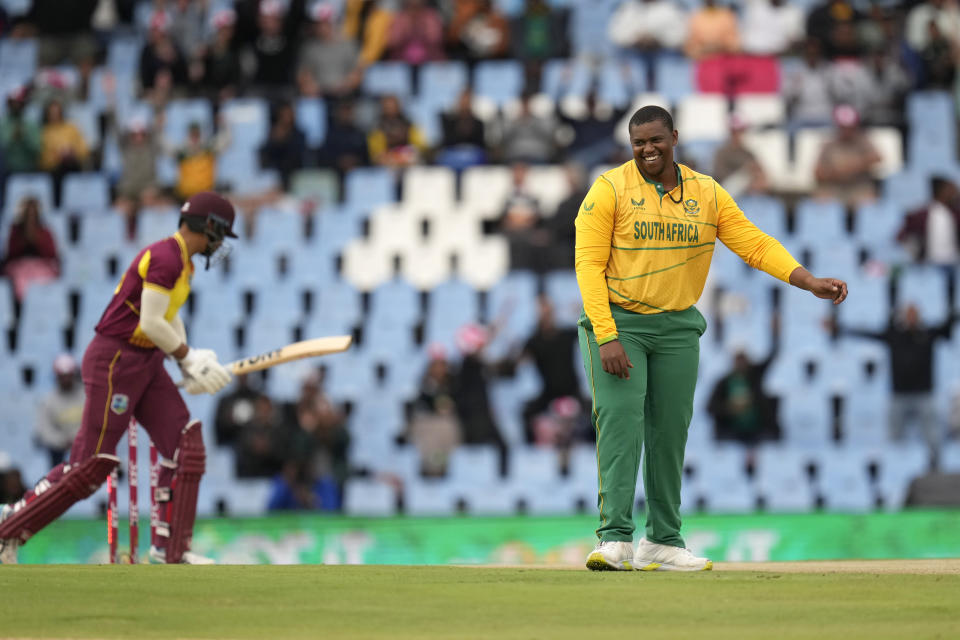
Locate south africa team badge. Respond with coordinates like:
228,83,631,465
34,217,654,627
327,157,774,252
110,393,129,415
683,198,700,217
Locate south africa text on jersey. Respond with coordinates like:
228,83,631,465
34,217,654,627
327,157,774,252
633,220,701,243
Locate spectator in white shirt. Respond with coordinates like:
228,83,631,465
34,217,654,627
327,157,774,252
608,0,688,90
906,0,960,53
34,354,85,468
740,0,804,56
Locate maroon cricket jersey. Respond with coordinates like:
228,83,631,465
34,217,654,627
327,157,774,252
96,233,194,349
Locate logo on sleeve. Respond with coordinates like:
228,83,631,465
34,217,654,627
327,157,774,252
582,201,594,214
683,198,700,217
110,393,129,415
631,197,645,208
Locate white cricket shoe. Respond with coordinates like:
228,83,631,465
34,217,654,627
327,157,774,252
0,504,18,565
585,540,635,571
148,545,215,565
633,538,712,571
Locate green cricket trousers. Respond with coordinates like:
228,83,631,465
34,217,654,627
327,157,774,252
578,303,706,547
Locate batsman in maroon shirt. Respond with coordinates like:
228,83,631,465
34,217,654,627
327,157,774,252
0,192,238,564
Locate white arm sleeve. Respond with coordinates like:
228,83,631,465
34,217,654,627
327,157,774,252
171,312,187,345
140,288,186,354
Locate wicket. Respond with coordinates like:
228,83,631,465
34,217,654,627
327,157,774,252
106,420,158,564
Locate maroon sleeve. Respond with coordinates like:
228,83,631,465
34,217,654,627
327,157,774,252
143,240,183,291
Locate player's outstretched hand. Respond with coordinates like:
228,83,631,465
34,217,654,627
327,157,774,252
179,347,232,394
599,340,633,379
808,277,848,305
789,267,848,305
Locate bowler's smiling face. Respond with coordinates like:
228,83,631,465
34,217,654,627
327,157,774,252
630,120,677,180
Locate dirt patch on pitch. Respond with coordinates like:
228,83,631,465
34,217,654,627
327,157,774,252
717,558,960,574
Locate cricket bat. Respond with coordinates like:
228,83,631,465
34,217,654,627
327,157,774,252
177,335,352,387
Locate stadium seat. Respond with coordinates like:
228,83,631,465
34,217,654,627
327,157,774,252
883,170,931,212
404,478,458,515
400,244,451,290
794,198,846,246
541,58,593,100
525,165,572,215
483,269,539,357
0,38,37,86
460,165,513,212
221,97,269,152
61,173,110,213
789,128,831,193
738,195,788,238
162,99,214,146
419,61,469,109
941,442,960,473
344,479,397,516
344,168,395,209
368,205,421,254
362,62,413,97
447,445,501,491
778,384,832,446
675,94,728,142
457,238,510,291
874,441,930,510
473,60,524,106
295,97,328,147
543,270,582,328
816,446,875,512
369,277,421,328
754,445,816,512
686,445,756,513
66,101,101,150
867,127,903,179
733,94,785,128
654,56,694,102
402,166,456,205
743,130,791,192
4,173,54,218
596,57,646,108
291,169,339,207
343,240,393,291
896,265,949,325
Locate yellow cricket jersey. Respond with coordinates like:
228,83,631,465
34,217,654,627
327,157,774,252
575,161,801,343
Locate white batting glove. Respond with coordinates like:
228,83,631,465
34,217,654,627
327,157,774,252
178,347,232,394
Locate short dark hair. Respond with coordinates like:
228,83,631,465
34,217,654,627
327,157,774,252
628,105,674,133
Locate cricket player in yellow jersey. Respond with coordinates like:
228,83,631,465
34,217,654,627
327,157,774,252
578,106,848,571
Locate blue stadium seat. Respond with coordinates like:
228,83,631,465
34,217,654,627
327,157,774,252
325,351,376,402
295,97,327,147
754,445,816,512
541,59,593,100
837,272,889,332
597,58,646,108
61,173,110,212
424,278,480,352
875,442,930,510
221,98,269,151
404,478,458,515
419,61,469,109
344,168,395,209
4,173,54,218
362,62,413,97
883,171,931,212
0,38,37,86
941,442,960,473
686,445,755,513
363,320,416,361
570,0,618,58
816,446,874,512
654,56,694,102
447,445,501,491
66,101,100,150
473,60,524,106
484,270,539,359
794,198,846,246
779,384,832,446
852,200,904,259
896,265,949,324
739,195,788,239
543,270,582,328
370,277,421,328
406,97,443,147
107,35,143,76
508,446,561,485
344,479,397,516
163,99,214,146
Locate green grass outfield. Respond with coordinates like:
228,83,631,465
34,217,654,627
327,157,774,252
2,563,958,639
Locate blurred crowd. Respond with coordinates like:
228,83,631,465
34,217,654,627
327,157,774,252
1,0,960,513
